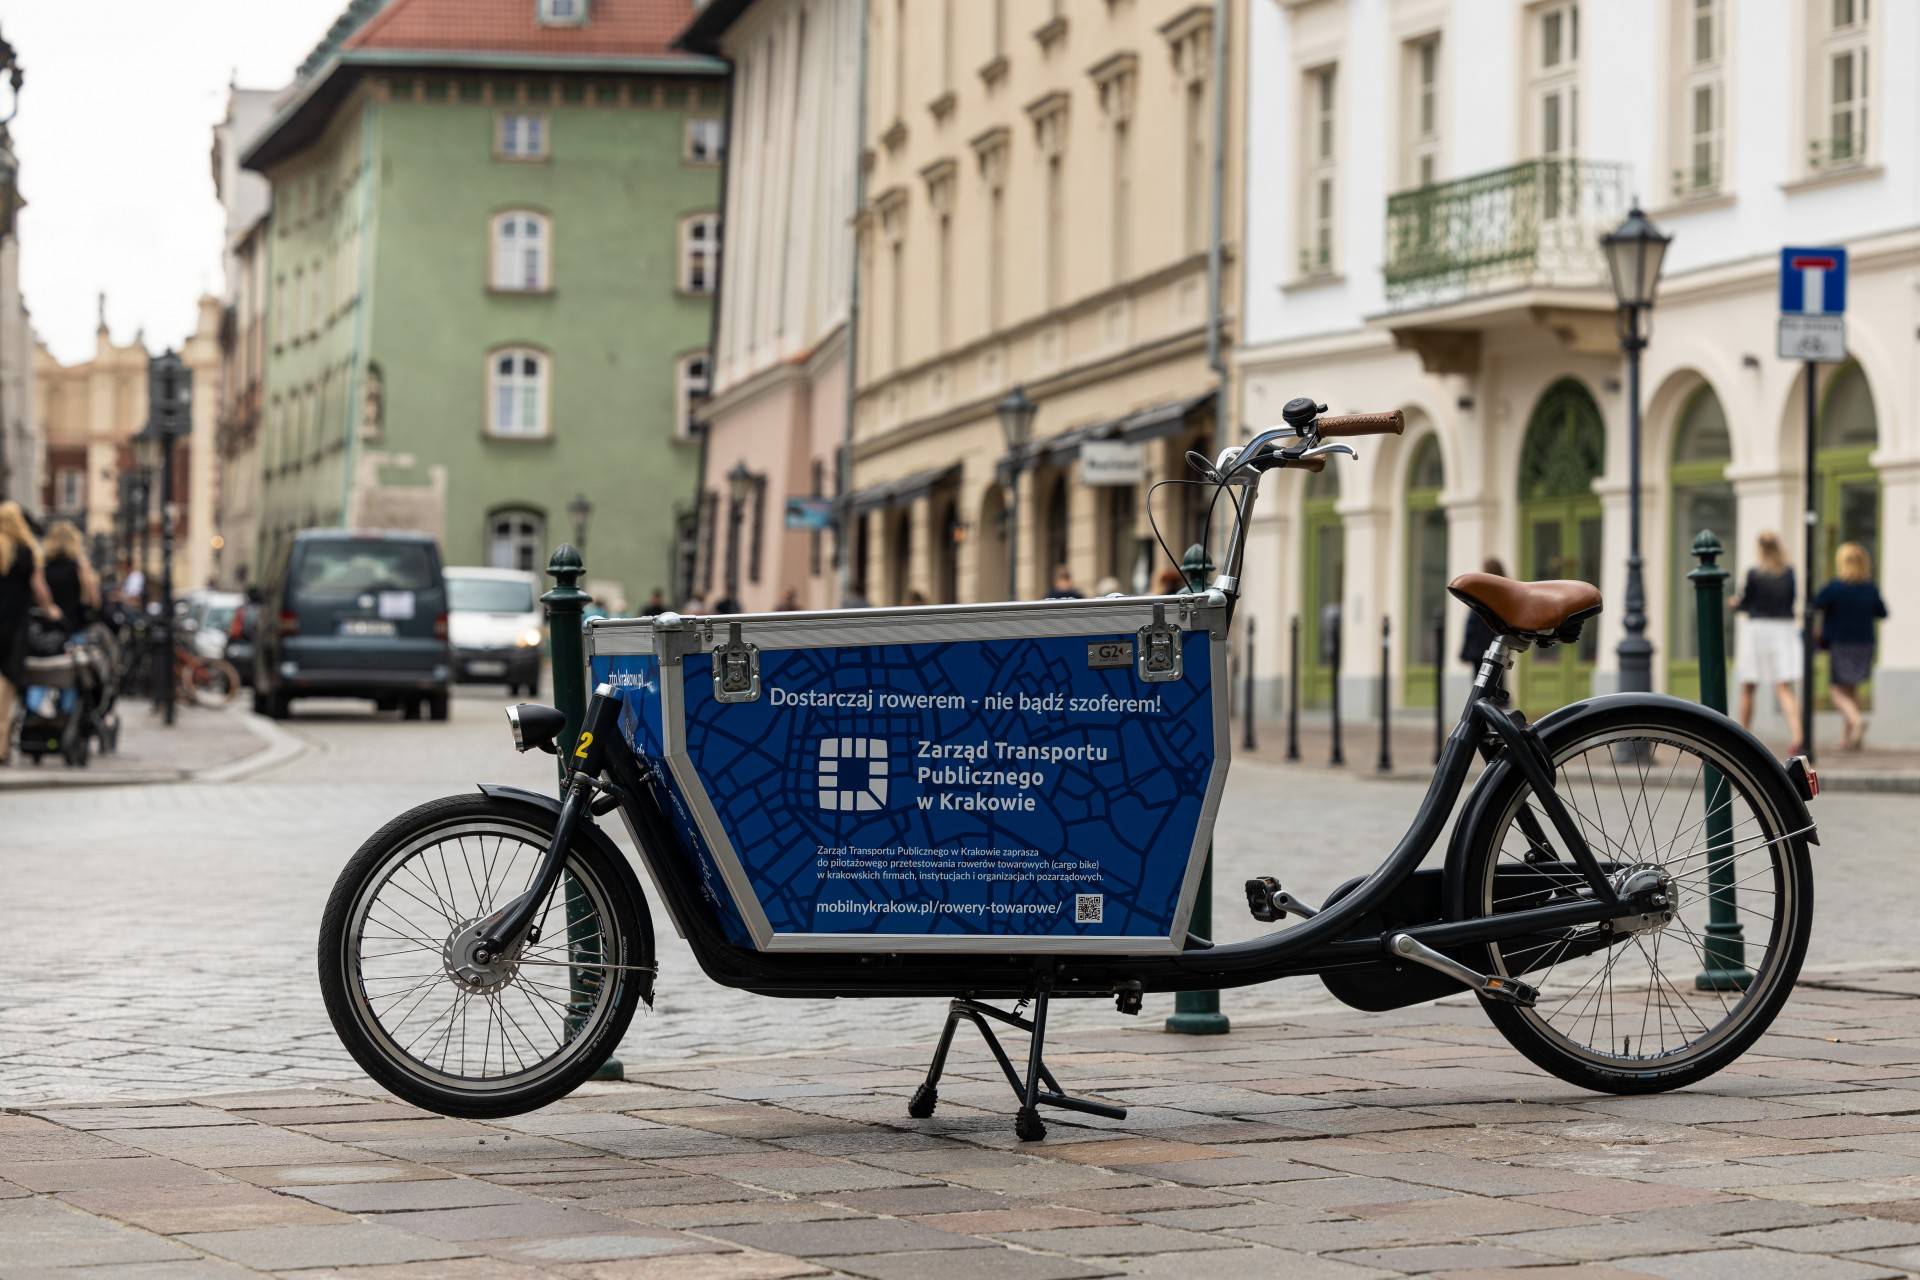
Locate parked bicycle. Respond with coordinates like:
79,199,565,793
175,641,241,708
320,397,1817,1140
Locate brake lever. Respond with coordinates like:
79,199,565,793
1296,443,1357,463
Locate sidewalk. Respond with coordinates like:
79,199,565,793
8,972,1920,1277
0,702,298,791
1238,714,1920,792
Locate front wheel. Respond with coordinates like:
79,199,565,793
1460,700,1813,1094
318,794,650,1118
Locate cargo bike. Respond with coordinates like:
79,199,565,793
319,399,1819,1140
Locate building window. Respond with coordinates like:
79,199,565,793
1818,0,1871,168
679,213,719,293
489,348,548,437
1402,35,1441,190
537,0,587,27
1670,0,1723,195
685,117,724,164
488,508,546,572
491,211,551,292
1301,64,1337,276
675,351,709,442
1529,2,1580,160
1028,99,1069,307
56,468,84,513
1182,82,1206,255
497,113,547,160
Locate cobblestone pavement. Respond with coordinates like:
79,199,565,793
3,688,1918,1105
10,977,1920,1277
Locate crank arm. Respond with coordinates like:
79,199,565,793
1389,933,1538,1007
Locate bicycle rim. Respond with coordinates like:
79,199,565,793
1481,724,1800,1072
342,819,623,1095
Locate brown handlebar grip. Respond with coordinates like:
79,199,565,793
1317,409,1405,437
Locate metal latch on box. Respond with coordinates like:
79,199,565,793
1136,605,1183,683
712,624,761,703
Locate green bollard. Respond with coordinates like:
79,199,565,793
544,544,625,1079
1690,531,1752,992
1167,544,1231,1035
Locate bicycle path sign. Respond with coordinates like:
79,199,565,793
1778,246,1848,363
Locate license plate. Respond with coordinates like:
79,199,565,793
468,660,506,676
339,619,397,637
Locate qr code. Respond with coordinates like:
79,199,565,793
1075,894,1104,924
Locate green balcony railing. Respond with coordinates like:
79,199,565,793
1383,158,1631,303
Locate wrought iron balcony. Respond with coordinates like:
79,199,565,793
1383,159,1631,306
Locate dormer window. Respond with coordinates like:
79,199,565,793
538,0,587,27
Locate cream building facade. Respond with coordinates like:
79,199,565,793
1238,0,1920,739
211,86,276,590
678,0,863,613
850,0,1243,606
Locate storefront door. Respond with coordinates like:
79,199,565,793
1515,379,1605,716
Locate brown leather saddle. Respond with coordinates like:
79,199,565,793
1448,572,1602,646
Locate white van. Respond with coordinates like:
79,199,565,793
444,567,544,696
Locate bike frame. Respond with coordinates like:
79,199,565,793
481,540,1652,1008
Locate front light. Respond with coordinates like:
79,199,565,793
517,627,543,648
506,704,527,751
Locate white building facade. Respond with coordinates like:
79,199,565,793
1237,0,1920,739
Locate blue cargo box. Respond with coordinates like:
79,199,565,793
586,596,1228,954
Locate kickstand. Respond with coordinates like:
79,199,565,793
907,983,1127,1141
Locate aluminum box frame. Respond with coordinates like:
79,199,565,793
586,595,1232,956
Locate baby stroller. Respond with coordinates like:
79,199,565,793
16,617,117,767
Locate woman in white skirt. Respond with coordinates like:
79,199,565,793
1732,531,1804,755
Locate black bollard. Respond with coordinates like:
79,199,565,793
1377,616,1392,773
1241,616,1257,751
1432,609,1445,764
1327,605,1344,767
1285,615,1301,761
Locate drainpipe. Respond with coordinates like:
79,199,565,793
690,54,737,600
838,0,871,606
1205,0,1231,463
338,99,379,526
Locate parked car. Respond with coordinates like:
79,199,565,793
445,567,544,697
187,591,245,663
225,600,261,687
254,530,452,721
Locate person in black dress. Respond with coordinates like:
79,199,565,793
1459,557,1507,668
0,501,62,764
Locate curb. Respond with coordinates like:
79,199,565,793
0,704,306,791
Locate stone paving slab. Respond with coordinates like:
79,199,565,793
11,982,1920,1275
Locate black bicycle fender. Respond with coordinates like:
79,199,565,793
1442,693,1818,921
473,782,658,1003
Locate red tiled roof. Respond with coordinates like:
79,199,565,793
346,0,702,60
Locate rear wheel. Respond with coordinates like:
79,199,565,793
1462,703,1813,1093
188,657,242,707
318,794,649,1117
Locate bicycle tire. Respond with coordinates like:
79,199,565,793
1457,697,1813,1094
318,793,649,1118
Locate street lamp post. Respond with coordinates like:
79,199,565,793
1601,206,1671,716
995,385,1036,600
725,461,753,608
567,491,593,553
136,350,193,726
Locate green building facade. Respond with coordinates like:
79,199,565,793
244,45,723,610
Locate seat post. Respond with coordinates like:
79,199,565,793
1474,636,1520,698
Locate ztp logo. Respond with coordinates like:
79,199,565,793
818,737,889,812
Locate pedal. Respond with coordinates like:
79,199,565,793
1113,982,1143,1016
1388,933,1538,1008
1245,877,1317,923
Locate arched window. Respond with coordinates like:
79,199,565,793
1669,384,1735,698
1301,461,1343,705
488,508,546,572
1817,360,1879,586
491,211,550,291
489,348,548,437
1404,434,1448,706
1517,378,1605,711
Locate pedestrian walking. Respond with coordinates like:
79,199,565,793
1459,558,1507,668
638,587,669,617
0,501,63,765
1044,565,1084,600
24,522,102,720
1813,541,1888,751
776,588,802,612
1732,530,1805,755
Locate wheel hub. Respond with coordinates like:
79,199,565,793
1607,864,1676,936
442,918,518,994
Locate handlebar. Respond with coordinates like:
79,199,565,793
1317,410,1405,438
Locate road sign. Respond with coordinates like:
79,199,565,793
1779,246,1848,363
785,496,835,531
1080,440,1146,486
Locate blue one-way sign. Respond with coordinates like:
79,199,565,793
1779,245,1848,362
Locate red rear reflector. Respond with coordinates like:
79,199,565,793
434,611,449,641
277,610,299,636
1806,765,1819,797
229,611,245,639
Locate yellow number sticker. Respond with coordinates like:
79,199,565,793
573,730,594,760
